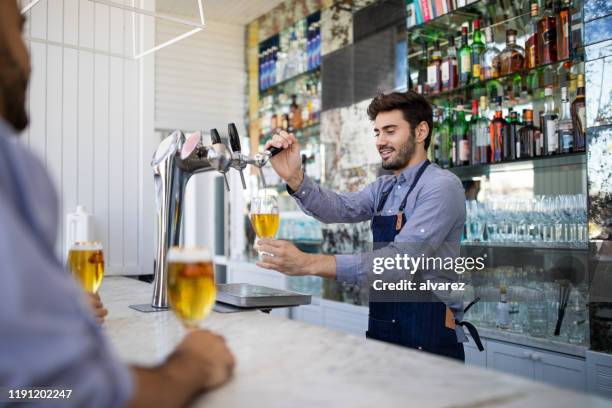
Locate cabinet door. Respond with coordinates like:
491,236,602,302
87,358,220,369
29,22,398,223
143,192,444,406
486,340,535,379
464,336,487,368
533,350,587,391
587,351,612,398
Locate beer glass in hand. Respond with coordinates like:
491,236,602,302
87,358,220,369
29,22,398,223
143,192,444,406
68,241,105,293
250,196,280,258
167,247,216,329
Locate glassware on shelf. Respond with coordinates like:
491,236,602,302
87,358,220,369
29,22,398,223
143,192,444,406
528,302,548,337
557,0,571,61
499,29,525,76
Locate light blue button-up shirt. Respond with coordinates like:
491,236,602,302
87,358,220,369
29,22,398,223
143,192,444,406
0,120,133,407
289,160,468,341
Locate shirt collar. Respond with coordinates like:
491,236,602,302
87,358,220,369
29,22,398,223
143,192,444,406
396,159,427,184
0,118,16,140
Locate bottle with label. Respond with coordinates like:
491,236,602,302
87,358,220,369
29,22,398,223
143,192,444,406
542,86,559,155
571,74,586,152
426,40,442,94
497,286,511,329
471,19,485,82
454,106,470,166
430,109,442,165
499,29,525,76
441,35,458,92
458,26,472,86
475,96,491,164
489,97,506,163
557,0,571,61
525,2,540,69
537,0,558,65
417,43,428,94
505,110,519,161
480,26,500,80
290,94,302,130
440,106,453,168
558,86,574,153
517,109,537,158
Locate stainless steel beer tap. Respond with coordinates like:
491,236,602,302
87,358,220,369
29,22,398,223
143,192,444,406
131,126,283,312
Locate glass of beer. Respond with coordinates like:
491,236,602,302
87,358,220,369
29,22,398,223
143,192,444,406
167,247,216,329
250,195,280,258
68,241,105,293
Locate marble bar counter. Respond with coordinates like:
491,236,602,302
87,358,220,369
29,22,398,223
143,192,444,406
101,277,608,408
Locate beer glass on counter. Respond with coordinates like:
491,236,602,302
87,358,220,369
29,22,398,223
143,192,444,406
250,195,280,257
167,247,216,329
68,241,105,293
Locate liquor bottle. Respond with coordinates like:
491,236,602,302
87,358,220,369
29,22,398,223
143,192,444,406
427,40,442,94
505,110,519,161
454,106,470,166
440,106,454,168
499,29,525,76
270,46,278,87
475,96,491,164
307,24,314,70
430,109,442,164
518,109,539,158
558,86,574,153
471,19,485,82
571,74,586,152
458,26,472,86
525,2,540,69
417,43,428,94
469,100,479,164
290,94,303,130
538,0,558,65
497,286,510,329
557,0,571,61
314,22,321,68
489,97,506,163
542,86,559,155
441,35,458,92
258,51,265,91
480,26,500,80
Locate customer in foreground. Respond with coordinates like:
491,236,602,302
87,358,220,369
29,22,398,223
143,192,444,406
0,1,234,406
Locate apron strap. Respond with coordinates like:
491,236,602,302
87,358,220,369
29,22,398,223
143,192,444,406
398,160,431,212
463,297,480,315
456,321,485,352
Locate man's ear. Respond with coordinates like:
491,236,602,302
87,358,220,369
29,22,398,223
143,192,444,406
415,121,429,144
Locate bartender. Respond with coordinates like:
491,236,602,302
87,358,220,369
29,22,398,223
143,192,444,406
257,91,482,361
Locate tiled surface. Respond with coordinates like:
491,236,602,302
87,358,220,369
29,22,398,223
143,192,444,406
585,39,612,61
321,2,353,56
584,0,612,23
584,14,612,46
587,125,612,240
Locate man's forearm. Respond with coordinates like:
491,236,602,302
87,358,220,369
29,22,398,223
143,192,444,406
286,170,304,192
126,353,201,408
305,253,336,279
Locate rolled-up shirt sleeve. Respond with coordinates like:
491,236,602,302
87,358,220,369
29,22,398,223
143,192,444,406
0,179,133,406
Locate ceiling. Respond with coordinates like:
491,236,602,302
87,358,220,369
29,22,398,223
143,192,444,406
156,0,285,25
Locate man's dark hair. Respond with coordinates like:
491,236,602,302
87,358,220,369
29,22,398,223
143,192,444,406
367,91,433,150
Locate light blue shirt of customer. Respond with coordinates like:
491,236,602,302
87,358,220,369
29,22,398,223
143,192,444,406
0,119,133,407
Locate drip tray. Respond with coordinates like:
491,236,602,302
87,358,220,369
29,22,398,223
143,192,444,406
215,283,311,309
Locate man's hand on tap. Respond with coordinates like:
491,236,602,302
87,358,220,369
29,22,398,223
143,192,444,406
264,131,304,191
255,239,336,279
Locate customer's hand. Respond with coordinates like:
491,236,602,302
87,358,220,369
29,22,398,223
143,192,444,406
264,131,303,191
172,330,235,391
86,292,108,325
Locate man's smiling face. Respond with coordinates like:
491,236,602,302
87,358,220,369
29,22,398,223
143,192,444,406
374,109,416,171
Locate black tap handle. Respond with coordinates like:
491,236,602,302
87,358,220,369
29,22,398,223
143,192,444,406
228,123,242,152
210,128,222,144
267,146,284,156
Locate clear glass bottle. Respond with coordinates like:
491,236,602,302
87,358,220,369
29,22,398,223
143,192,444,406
542,86,559,155
499,29,525,76
441,35,458,92
558,86,574,153
480,26,500,80
525,2,540,69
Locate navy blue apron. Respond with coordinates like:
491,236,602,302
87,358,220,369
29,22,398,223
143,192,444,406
365,160,484,361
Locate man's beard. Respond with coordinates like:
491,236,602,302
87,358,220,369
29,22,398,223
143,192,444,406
0,65,29,132
381,134,416,170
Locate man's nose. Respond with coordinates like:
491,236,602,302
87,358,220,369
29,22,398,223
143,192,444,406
376,133,389,148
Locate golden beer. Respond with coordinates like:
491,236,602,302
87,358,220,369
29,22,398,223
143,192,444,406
68,242,105,293
167,247,216,328
250,213,280,238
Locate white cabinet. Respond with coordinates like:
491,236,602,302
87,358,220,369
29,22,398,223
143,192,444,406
464,336,487,368
291,302,323,326
321,300,369,337
485,340,587,392
587,351,612,398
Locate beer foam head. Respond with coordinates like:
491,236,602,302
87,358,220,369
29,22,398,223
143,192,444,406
167,247,212,263
70,241,103,251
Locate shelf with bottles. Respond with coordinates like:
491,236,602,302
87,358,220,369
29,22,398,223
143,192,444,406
258,69,321,138
258,11,321,92
408,0,583,100
259,122,321,144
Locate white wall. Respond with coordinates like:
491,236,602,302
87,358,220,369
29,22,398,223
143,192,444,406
21,0,156,275
155,19,246,255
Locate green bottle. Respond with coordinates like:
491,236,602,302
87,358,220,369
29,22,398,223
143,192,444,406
453,106,470,166
458,26,472,86
471,19,485,83
440,106,454,168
